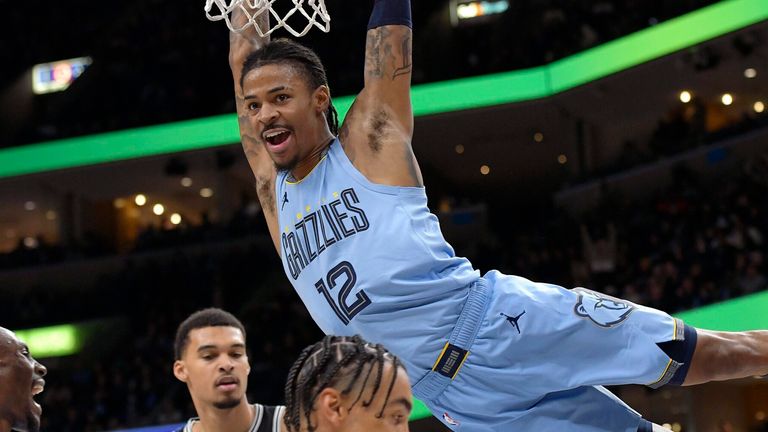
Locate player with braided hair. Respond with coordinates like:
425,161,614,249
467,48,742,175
283,335,411,432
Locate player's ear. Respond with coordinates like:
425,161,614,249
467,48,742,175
313,85,330,113
173,360,188,383
315,387,345,427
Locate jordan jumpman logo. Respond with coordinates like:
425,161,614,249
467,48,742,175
500,311,526,334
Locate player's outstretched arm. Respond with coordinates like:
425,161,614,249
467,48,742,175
227,10,282,252
339,0,422,188
683,328,768,385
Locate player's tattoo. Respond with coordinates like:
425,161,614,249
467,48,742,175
365,27,390,79
256,176,276,216
367,109,389,153
238,114,262,149
392,35,412,80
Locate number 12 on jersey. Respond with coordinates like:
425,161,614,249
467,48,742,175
315,261,372,325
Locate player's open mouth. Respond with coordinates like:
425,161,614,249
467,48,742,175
31,379,44,415
264,129,292,147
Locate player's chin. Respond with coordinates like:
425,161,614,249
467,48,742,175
212,395,243,410
273,154,300,171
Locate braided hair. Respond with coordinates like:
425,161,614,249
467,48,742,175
283,335,406,432
240,38,340,136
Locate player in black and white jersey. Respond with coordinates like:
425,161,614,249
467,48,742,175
173,308,285,432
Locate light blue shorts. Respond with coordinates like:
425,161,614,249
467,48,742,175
411,271,694,431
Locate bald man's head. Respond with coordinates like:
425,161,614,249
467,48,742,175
0,327,47,432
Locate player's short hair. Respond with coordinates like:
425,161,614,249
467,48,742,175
240,38,339,136
283,335,406,432
174,308,247,360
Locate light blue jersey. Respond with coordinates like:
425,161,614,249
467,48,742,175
276,140,694,431
276,139,479,372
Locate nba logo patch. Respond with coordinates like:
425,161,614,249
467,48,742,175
443,412,460,426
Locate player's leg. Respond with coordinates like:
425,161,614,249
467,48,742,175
414,270,694,431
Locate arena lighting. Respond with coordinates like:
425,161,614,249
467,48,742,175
180,176,193,187
45,210,57,221
455,0,509,20
134,194,147,206
557,154,568,164
744,67,757,78
200,187,214,198
755,101,765,113
534,132,544,143
24,201,36,211
14,324,81,358
170,213,182,225
455,144,465,154
480,164,490,175
721,93,733,105
0,0,765,180
152,203,165,215
32,56,92,95
679,90,692,103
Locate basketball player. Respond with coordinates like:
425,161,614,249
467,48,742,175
283,335,412,432
222,1,768,430
173,308,284,432
0,326,47,432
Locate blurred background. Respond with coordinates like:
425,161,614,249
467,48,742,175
0,0,767,431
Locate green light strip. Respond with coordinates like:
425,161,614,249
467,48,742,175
410,398,432,421
675,290,768,332
14,324,81,358
0,0,764,179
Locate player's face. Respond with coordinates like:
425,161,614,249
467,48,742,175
334,364,412,432
174,326,250,410
242,63,329,172
0,327,47,432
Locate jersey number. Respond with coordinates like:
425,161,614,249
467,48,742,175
315,261,371,325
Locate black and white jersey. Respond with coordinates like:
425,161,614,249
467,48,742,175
178,403,284,432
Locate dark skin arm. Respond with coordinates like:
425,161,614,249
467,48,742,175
683,328,768,385
339,9,422,188
227,9,281,252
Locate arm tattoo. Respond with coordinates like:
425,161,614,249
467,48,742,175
238,114,262,152
392,35,412,80
256,176,276,216
365,27,390,79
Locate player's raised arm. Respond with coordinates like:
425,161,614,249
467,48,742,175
340,0,422,188
228,10,282,252
362,0,413,130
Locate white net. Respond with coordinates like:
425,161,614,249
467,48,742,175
204,0,331,37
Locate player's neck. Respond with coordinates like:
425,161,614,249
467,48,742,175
290,133,335,181
194,400,254,432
